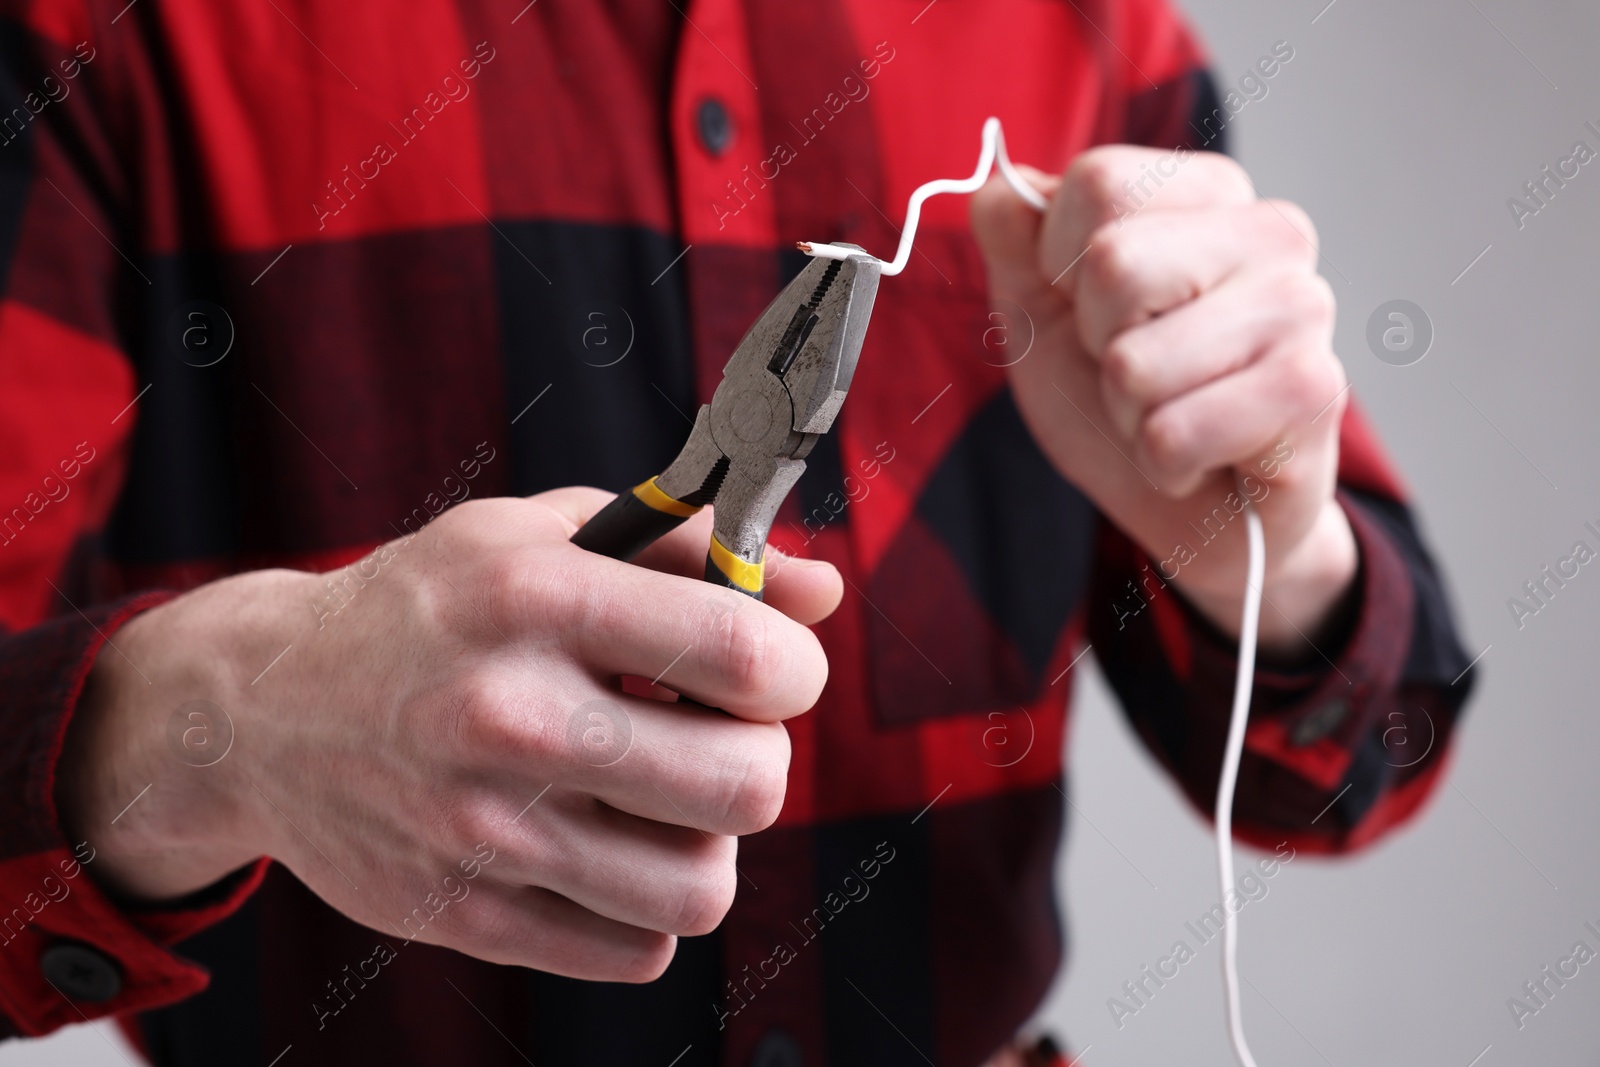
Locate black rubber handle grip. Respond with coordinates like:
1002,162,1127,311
570,490,691,562
703,552,764,601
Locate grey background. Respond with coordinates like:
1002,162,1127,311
4,0,1598,1063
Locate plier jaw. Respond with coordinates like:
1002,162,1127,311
572,248,881,599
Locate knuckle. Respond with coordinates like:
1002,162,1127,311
717,605,781,699
1263,200,1319,260
617,933,677,984
441,793,503,857
1101,335,1151,400
1298,351,1347,413
1294,272,1337,327
1269,347,1344,432
439,892,514,954
1154,479,1191,502
1080,229,1142,299
547,560,600,637
671,850,738,935
1140,410,1191,477
450,670,555,765
1064,147,1144,218
1189,151,1254,204
712,725,791,834
484,547,588,638
479,550,535,632
475,550,521,624
451,671,516,753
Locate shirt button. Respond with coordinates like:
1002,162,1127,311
40,943,122,1002
750,1028,803,1067
697,97,734,157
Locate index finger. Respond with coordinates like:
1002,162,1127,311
557,545,830,723
537,486,842,626
1041,145,1254,286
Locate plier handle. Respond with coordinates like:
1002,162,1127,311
572,248,880,599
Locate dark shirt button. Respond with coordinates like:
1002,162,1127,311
1290,699,1349,747
750,1028,803,1067
40,943,122,1002
697,97,733,157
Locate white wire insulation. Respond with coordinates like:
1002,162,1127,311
1216,501,1265,1067
798,116,1047,274
804,119,1270,1067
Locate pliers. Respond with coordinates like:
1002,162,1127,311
572,247,881,600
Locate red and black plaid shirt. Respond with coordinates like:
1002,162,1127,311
0,1,1474,1064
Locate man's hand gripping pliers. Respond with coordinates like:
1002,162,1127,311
571,249,880,599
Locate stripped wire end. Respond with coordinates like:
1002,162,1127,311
797,241,869,263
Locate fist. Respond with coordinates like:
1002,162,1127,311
63,487,844,983
970,145,1358,649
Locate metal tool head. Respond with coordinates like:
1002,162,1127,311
651,248,882,568
723,247,881,441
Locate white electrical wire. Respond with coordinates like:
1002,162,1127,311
802,118,1269,1067
798,115,1047,275
1217,501,1265,1067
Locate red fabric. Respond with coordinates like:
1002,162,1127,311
0,302,132,629
1241,496,1415,794
1091,490,1471,857
0,0,1472,1060
0,591,266,1035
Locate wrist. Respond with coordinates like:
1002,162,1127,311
1259,498,1360,652
56,570,312,902
1179,497,1359,660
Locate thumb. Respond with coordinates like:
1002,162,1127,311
762,546,843,627
969,165,1057,301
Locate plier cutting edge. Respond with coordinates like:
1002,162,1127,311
572,246,881,600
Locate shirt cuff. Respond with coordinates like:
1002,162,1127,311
0,592,269,1038
1180,491,1417,792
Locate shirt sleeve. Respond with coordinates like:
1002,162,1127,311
1086,0,1476,853
1088,402,1475,855
0,5,266,1039
0,595,271,1039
